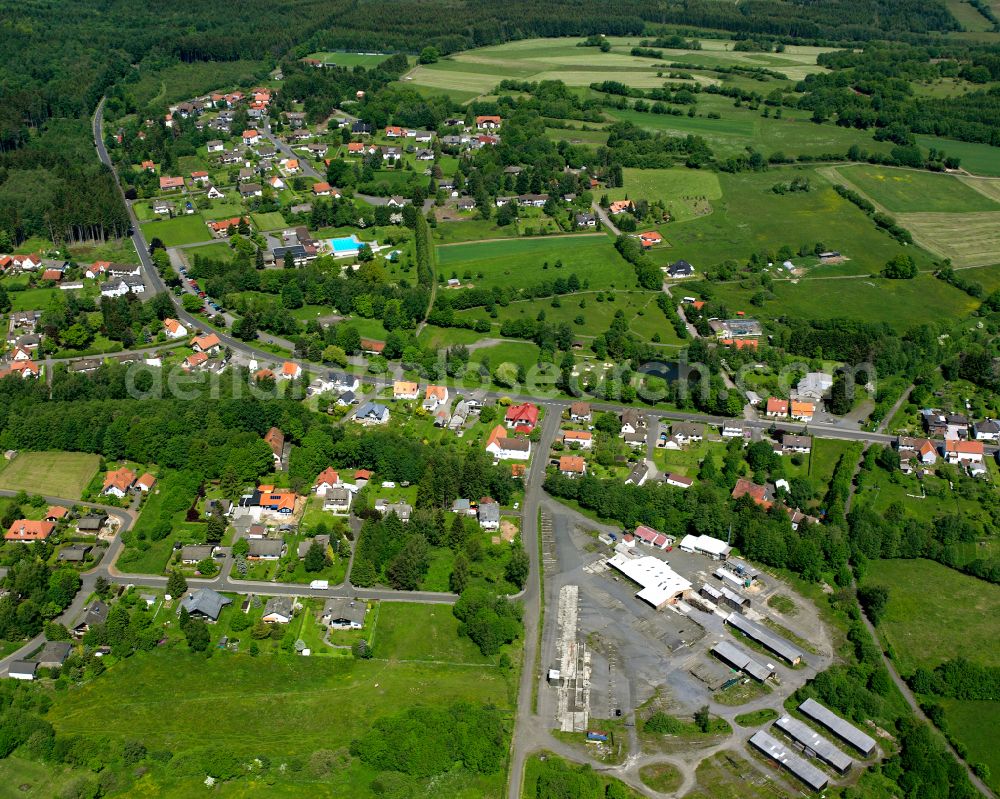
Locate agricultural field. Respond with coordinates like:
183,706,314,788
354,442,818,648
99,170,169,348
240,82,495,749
896,211,1000,267
836,165,1000,213
435,234,631,292
141,214,212,247
403,37,839,104
862,558,1000,674
665,167,933,277
0,451,101,499
607,167,722,223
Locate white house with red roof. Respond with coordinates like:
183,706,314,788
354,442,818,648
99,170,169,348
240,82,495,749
190,333,222,354
163,318,188,339
314,467,341,496
505,402,539,431
944,439,984,465
242,129,260,145
280,361,302,381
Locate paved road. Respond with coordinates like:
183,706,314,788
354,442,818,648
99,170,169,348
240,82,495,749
592,202,620,236
506,409,561,799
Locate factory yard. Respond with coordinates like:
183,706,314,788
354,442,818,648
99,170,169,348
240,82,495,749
535,498,879,796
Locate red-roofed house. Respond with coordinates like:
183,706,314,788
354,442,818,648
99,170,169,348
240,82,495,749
639,231,663,247
561,430,593,449
609,199,634,215
159,176,184,190
6,520,55,542
505,402,539,430
360,338,385,355
314,467,341,496
254,368,275,382
355,469,373,482
264,427,285,468
385,126,404,138
45,506,69,522
280,361,302,380
789,400,815,422
731,478,771,508
42,268,63,282
945,439,984,465
242,129,260,145
476,115,502,129
163,318,188,339
103,468,137,498
135,473,157,492
190,333,222,354
485,424,531,461
191,170,210,183
765,397,789,418
312,182,333,196
141,160,156,172
559,456,586,476
207,217,245,237
184,352,209,371
0,361,40,380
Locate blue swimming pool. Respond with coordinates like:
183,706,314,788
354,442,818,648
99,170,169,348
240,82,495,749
328,235,361,254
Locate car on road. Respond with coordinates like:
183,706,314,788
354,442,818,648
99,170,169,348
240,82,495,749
198,291,207,298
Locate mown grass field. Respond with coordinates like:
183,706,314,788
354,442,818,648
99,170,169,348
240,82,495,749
703,272,977,331
0,451,101,499
665,167,930,277
436,234,630,291
185,242,234,262
862,558,1000,673
251,211,287,231
49,647,512,798
607,168,722,223
915,135,1000,176
897,211,1000,267
308,51,394,68
838,165,1000,213
141,214,212,246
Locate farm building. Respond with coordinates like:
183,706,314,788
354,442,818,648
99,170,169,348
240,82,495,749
749,731,829,791
774,715,853,773
725,612,805,665
798,698,877,756
710,640,774,682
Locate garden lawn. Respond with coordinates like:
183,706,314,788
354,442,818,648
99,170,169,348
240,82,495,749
373,602,494,663
862,558,1000,673
0,451,101,499
436,234,631,292
251,211,287,231
9,287,64,312
141,214,212,246
837,165,1000,213
184,242,234,262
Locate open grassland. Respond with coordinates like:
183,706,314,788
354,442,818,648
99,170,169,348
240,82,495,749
808,438,857,487
251,211,287,231
838,165,1000,213
432,216,520,244
945,0,995,30
939,699,1000,793
862,558,1000,673
0,451,101,499
704,272,976,332
308,51,394,68
470,341,542,371
436,234,630,291
49,648,512,798
141,214,212,247
131,59,268,107
608,167,721,223
916,135,1000,177
665,168,929,276
68,238,140,265
952,264,1000,293
545,126,609,147
959,175,1000,203
896,211,1000,267
374,603,494,663
0,758,81,799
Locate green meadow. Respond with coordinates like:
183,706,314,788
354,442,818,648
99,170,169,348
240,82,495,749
141,214,212,247
435,234,632,291
838,165,1000,213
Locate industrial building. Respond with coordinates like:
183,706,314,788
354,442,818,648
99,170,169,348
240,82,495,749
725,612,805,665
775,715,853,773
798,698,877,756
710,640,775,682
606,553,692,609
749,730,829,791
678,533,731,560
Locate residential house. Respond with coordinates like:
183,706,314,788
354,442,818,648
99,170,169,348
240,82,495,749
7,661,37,681
73,600,109,636
626,462,649,486
639,231,663,247
239,182,262,199
152,200,174,216
280,361,302,381
452,498,476,516
242,129,260,145
766,397,789,418
206,140,224,152
183,352,209,372
248,538,285,560
190,333,222,354
100,277,145,297
484,424,531,461
207,216,246,237
181,544,214,564
789,401,815,422
5,520,55,543
476,115,502,129
944,439,984,466
609,199,634,214
423,385,448,411
559,455,587,477
897,436,937,468
264,427,285,469
448,400,471,431
387,195,408,208
297,534,330,559
722,421,746,438
180,588,231,621
671,422,704,446
732,478,772,508
360,338,385,355
58,544,92,563
159,176,184,191
478,501,501,531
102,468,136,498
576,213,596,228
312,182,334,196
45,506,68,523
795,372,833,401
314,468,341,496
665,473,694,489
972,419,1000,442
620,409,646,437
323,486,352,514
135,473,156,492
354,401,390,425
570,401,592,422
163,318,188,339
666,260,695,278
321,597,366,629
262,596,294,624
781,434,812,454
76,515,106,534
393,380,419,400
269,176,286,190
374,500,413,522
34,641,73,669
505,402,539,432
561,430,593,449
709,318,763,339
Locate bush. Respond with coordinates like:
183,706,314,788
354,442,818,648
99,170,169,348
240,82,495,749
644,712,683,734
